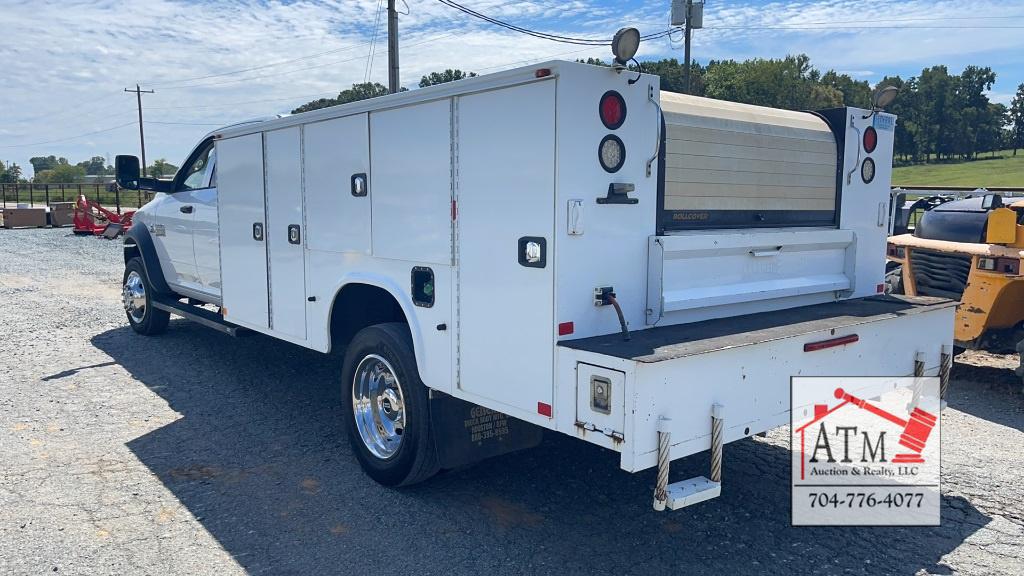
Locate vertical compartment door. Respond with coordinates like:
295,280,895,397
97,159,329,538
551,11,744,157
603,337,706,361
456,80,556,418
303,114,371,254
264,127,307,340
217,133,269,329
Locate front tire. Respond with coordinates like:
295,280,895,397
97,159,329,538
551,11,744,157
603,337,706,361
341,323,439,487
122,257,169,335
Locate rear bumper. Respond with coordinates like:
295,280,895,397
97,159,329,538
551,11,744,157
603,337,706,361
557,295,956,472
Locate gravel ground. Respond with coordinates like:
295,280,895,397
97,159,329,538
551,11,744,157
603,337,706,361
1,228,1023,576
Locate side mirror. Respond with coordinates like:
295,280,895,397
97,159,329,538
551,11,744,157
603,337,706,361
115,155,141,190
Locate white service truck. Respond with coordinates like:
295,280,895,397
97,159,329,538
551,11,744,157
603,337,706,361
115,57,955,510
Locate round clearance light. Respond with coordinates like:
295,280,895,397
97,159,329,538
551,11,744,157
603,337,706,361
863,126,878,153
861,157,876,184
599,135,626,173
611,27,640,66
599,91,627,130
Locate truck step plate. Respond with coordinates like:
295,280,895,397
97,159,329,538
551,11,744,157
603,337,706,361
665,476,721,510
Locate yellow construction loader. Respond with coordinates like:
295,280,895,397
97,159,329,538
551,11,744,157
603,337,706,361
887,193,1024,377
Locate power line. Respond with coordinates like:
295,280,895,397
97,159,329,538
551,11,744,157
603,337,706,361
146,121,224,126
435,0,680,45
146,92,338,111
0,122,137,149
150,39,376,88
365,0,386,82
157,31,461,91
706,24,1024,30
787,15,1024,25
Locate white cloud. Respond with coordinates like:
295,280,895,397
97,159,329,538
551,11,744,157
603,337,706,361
1,0,1021,174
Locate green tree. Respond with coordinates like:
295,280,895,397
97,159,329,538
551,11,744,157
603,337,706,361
76,156,108,175
820,71,871,108
0,162,23,183
876,75,922,162
29,155,59,175
292,82,391,114
704,55,842,111
147,159,178,178
975,103,1008,158
35,163,86,183
419,69,476,88
916,66,957,161
1009,83,1024,156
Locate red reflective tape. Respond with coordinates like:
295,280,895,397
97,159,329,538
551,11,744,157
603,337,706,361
537,402,552,417
558,321,574,336
876,283,885,293
804,334,859,352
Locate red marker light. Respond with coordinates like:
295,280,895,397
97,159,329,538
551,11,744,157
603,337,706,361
558,321,574,336
599,90,626,130
537,402,552,417
535,68,552,78
804,334,859,352
863,126,878,153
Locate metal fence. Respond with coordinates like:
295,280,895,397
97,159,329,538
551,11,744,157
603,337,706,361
0,183,149,213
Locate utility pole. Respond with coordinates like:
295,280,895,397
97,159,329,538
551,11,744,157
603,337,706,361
672,0,703,94
124,84,154,176
387,0,400,94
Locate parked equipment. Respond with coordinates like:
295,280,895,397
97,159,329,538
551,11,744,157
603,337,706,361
72,193,134,237
887,190,1024,381
112,53,955,511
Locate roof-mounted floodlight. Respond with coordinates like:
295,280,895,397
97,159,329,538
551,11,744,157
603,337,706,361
612,28,640,67
872,85,899,110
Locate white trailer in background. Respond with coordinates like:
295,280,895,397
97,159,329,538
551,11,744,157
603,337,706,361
115,58,955,510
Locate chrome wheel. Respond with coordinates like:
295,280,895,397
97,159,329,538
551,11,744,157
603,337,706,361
351,354,406,459
122,270,147,324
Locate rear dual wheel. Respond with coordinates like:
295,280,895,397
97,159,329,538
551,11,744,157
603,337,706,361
341,323,439,486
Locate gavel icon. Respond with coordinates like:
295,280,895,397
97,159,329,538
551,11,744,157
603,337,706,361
834,388,937,464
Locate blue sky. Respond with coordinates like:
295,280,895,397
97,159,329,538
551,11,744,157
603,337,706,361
1,0,1022,176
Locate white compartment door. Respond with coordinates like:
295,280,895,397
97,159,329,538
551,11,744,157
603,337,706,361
303,114,371,254
217,133,269,329
264,127,307,340
456,80,556,418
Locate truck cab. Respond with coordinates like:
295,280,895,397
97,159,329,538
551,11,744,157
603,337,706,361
131,138,220,302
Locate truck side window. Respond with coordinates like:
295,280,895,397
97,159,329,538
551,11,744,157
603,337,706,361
179,143,214,191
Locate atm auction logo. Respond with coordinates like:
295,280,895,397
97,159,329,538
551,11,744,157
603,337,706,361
791,377,941,526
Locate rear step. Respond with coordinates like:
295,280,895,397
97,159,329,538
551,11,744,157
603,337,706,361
152,297,247,337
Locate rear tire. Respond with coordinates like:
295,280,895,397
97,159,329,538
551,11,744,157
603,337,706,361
122,257,169,335
341,322,439,487
885,266,905,295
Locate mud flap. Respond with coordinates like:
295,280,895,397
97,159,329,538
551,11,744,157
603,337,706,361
429,392,543,469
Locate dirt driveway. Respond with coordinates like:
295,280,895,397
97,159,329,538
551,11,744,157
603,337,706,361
2,228,1023,575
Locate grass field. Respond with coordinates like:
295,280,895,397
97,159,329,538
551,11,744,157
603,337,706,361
892,150,1024,188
